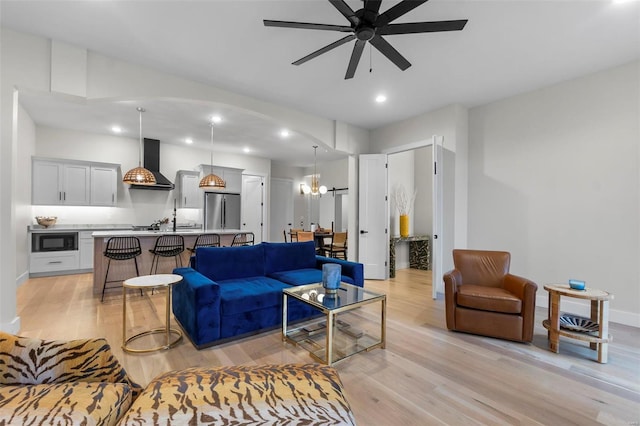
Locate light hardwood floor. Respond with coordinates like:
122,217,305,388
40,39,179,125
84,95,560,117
16,269,640,425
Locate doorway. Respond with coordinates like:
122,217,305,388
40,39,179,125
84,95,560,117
358,137,452,298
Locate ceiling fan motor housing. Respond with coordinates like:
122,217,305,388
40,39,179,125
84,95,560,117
356,26,376,41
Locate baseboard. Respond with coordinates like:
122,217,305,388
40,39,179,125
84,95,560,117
0,316,21,334
536,294,639,328
16,270,29,287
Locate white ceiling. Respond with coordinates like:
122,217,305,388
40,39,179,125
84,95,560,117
2,0,639,166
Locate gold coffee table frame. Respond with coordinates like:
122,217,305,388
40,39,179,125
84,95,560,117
122,274,183,353
283,282,386,365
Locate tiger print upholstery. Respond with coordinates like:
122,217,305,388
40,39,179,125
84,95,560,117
0,382,133,426
0,332,142,426
118,364,356,425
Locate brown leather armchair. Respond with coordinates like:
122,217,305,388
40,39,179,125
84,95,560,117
444,249,538,343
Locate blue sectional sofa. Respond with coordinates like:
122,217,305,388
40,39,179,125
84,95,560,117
172,241,364,348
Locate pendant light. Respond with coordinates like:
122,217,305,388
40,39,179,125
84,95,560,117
199,120,226,189
302,145,327,196
123,107,156,185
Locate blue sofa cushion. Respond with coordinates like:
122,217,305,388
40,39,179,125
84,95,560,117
218,276,291,316
263,241,316,274
269,268,355,286
196,245,265,281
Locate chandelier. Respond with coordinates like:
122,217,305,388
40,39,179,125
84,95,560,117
122,107,156,185
301,145,327,195
199,120,226,189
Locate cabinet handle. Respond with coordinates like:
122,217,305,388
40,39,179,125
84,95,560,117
184,197,187,205
112,193,114,203
59,192,62,201
63,192,66,201
48,261,63,264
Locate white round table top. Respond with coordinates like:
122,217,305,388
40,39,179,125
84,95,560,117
123,274,182,288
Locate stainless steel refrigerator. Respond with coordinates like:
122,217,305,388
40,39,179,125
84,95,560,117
204,192,241,230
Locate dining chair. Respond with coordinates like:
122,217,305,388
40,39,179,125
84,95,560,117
296,231,314,242
324,231,347,259
289,228,303,242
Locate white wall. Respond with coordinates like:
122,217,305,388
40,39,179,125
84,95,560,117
388,151,414,269
468,60,639,325
16,104,36,284
414,146,433,237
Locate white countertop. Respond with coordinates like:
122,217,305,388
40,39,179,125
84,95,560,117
92,229,243,238
29,224,133,232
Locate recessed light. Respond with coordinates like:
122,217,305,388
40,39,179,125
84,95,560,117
185,138,193,144
375,94,387,103
111,126,122,133
243,147,251,153
211,115,222,123
280,129,290,138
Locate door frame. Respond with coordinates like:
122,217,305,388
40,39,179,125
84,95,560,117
382,136,445,299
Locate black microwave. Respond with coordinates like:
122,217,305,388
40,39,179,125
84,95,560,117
32,232,78,252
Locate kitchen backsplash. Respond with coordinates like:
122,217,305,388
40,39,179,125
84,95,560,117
31,204,201,227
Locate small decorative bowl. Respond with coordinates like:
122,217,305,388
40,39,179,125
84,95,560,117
35,216,57,227
569,279,586,291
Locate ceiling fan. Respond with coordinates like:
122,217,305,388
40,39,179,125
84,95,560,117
264,0,468,79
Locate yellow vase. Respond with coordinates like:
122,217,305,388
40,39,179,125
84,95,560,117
399,214,409,237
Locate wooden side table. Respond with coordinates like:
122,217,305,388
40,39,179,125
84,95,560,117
122,274,183,353
542,284,613,363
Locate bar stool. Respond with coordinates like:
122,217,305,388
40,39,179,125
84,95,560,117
149,235,185,274
231,232,255,246
102,236,142,302
187,233,220,254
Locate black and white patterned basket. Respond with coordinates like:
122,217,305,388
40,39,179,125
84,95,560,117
559,314,600,333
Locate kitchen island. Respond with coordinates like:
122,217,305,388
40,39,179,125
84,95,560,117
92,229,243,296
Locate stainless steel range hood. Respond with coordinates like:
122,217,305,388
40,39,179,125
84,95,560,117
129,138,175,190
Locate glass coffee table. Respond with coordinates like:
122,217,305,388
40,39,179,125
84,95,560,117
283,282,386,365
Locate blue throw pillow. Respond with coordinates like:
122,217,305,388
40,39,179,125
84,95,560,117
263,241,317,273
196,245,265,281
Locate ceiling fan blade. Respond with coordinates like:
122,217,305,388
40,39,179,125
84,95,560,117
329,0,359,26
345,39,366,79
363,0,382,22
264,20,352,32
369,35,411,71
377,0,428,26
293,34,356,66
379,20,468,35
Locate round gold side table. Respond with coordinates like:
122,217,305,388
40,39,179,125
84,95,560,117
122,274,183,353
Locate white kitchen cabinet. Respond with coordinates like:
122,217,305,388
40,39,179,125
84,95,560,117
176,170,201,208
30,251,80,274
222,168,243,193
33,158,119,206
90,165,118,206
79,231,94,269
32,159,90,205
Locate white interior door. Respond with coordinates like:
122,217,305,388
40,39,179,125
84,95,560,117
241,175,264,243
358,154,388,279
432,136,444,299
270,178,294,242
